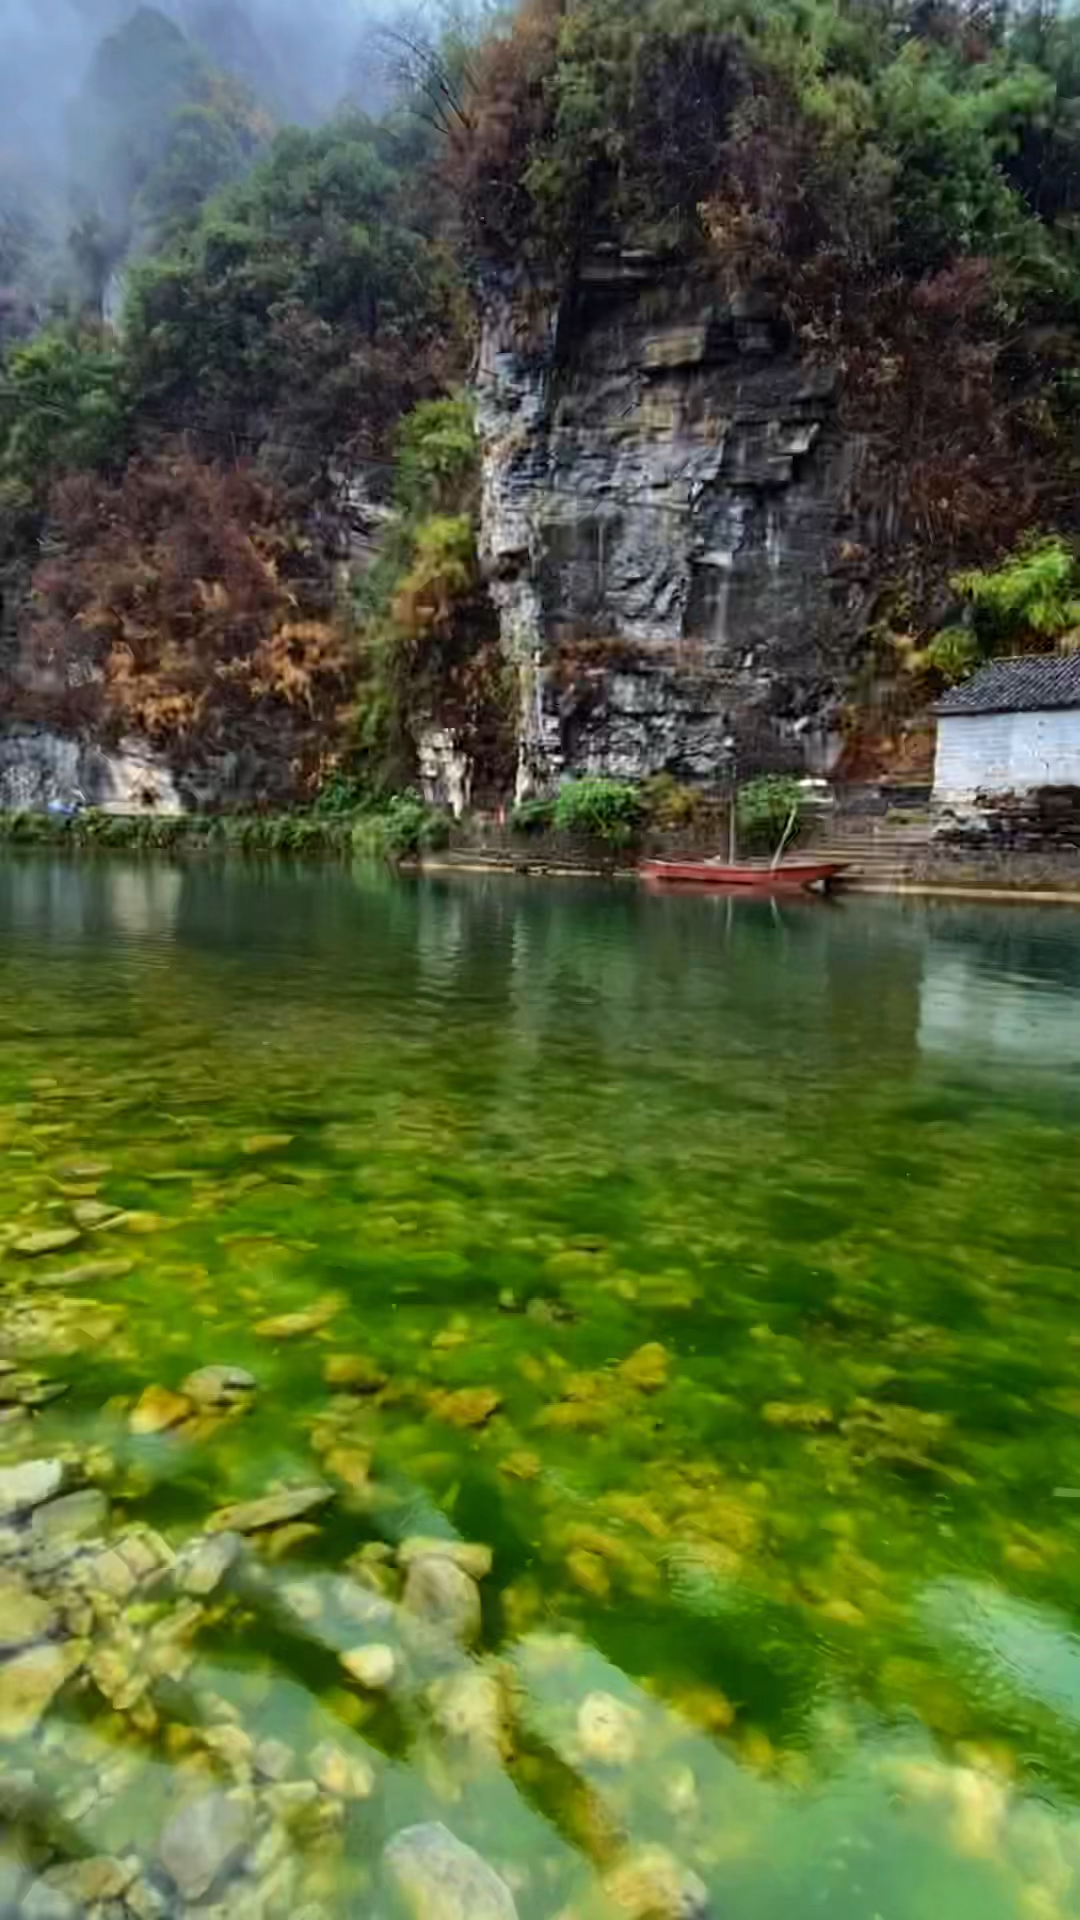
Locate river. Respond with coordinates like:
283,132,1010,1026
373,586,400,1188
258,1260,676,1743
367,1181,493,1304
1,858,1080,1920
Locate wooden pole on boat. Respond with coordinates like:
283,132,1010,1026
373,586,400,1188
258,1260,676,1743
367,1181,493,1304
770,802,800,871
725,736,738,866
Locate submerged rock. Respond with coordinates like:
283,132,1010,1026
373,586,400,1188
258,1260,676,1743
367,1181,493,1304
619,1344,670,1393
41,1856,137,1907
310,1740,375,1800
576,1691,641,1767
340,1643,397,1689
12,1229,81,1257
762,1401,835,1431
254,1298,339,1339
429,1386,502,1429
384,1822,518,1920
88,1546,137,1599
428,1668,511,1757
178,1531,243,1596
336,1578,394,1629
70,1200,122,1229
0,1458,63,1520
323,1446,371,1494
33,1257,133,1288
0,1574,57,1653
253,1737,294,1782
498,1451,542,1482
0,1372,67,1411
207,1485,333,1534
603,1846,711,1920
323,1353,388,1392
241,1134,294,1155
181,1365,257,1408
566,1548,611,1600
129,1384,193,1435
266,1521,323,1562
0,1640,84,1740
402,1556,482,1646
158,1790,254,1901
30,1489,108,1544
398,1537,493,1579
20,1878,79,1920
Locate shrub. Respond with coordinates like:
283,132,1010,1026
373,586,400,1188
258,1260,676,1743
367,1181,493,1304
736,775,804,852
0,809,360,854
924,626,980,683
351,791,450,862
552,778,642,844
639,772,705,830
952,536,1080,649
27,451,349,790
510,795,555,834
313,770,372,816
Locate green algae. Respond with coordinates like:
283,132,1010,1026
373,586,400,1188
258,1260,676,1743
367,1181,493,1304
1,862,1080,1914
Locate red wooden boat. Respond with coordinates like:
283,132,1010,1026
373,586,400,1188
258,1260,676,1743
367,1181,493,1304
639,857,847,892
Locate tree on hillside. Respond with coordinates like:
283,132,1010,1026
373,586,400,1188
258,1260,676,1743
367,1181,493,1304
124,115,468,480
25,450,350,797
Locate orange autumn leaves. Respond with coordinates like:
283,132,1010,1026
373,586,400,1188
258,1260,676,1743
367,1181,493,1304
26,449,351,794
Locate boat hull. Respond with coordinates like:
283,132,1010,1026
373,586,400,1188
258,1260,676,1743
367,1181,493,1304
639,859,847,892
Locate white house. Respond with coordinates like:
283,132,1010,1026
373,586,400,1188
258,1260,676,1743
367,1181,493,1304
933,655,1080,804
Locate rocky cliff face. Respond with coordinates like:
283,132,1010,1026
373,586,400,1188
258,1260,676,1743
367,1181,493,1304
476,257,874,795
0,729,183,814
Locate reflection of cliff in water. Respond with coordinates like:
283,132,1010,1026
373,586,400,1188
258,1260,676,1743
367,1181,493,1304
918,904,1080,1071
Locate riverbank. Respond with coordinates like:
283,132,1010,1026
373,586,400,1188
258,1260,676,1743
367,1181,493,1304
0,799,448,862
5,807,1080,901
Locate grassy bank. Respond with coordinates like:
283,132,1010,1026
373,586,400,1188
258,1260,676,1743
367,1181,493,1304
0,794,452,861
0,810,358,855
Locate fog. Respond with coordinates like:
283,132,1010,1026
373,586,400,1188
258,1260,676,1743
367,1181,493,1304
0,0,405,191
0,0,425,325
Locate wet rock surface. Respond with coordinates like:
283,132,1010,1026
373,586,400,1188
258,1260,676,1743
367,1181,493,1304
477,263,865,791
180,1365,257,1409
206,1486,333,1534
383,1822,519,1920
158,1790,255,1901
402,1554,483,1646
0,1459,64,1519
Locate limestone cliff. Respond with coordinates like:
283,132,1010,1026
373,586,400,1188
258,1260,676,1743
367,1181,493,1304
476,257,874,796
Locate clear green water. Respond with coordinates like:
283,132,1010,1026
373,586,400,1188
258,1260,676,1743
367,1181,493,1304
3,858,1080,1917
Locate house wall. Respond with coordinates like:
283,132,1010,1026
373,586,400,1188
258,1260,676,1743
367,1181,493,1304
933,708,1080,801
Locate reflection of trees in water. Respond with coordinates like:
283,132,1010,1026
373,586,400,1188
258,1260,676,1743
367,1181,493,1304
0,857,183,943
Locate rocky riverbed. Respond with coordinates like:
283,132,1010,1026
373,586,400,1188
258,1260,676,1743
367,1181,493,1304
0,1304,713,1920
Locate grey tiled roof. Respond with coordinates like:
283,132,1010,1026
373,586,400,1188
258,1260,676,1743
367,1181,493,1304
934,653,1080,715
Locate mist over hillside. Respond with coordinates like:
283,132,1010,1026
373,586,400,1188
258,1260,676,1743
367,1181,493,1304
1,0,397,156
0,0,421,329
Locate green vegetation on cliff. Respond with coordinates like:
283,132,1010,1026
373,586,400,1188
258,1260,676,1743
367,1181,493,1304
0,64,472,801
4,0,1080,801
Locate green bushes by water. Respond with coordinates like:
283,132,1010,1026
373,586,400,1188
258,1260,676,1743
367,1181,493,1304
350,793,451,861
509,796,556,835
0,795,450,862
551,779,643,845
0,810,358,854
735,776,805,852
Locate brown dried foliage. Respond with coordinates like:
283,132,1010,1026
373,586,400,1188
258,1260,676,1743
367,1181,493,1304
703,88,1075,611
444,0,562,266
24,449,352,794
